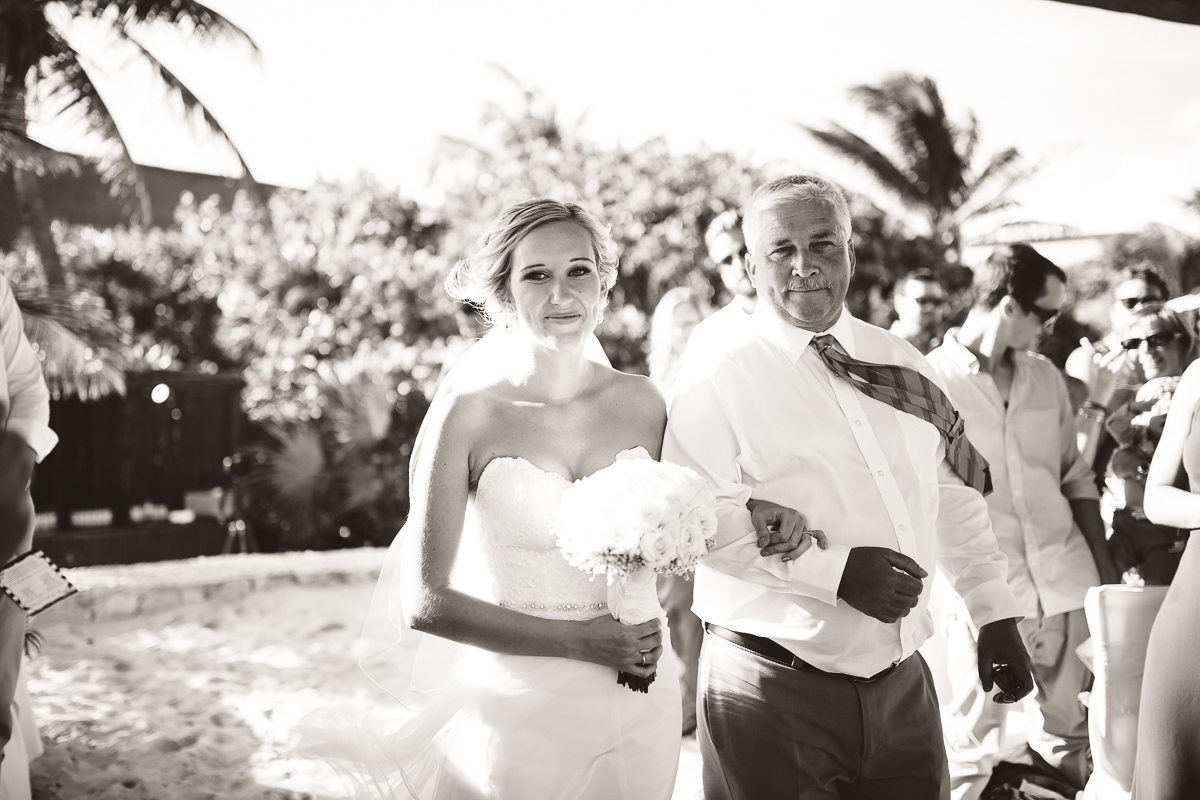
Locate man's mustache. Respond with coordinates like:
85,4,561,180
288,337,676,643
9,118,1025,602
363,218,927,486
786,278,833,292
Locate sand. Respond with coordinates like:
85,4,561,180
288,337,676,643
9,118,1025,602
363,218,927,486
24,556,704,799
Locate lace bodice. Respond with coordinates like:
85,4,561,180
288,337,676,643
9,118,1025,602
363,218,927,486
474,448,649,621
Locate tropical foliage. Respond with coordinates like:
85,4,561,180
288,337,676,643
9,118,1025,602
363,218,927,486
433,73,765,372
801,73,1033,267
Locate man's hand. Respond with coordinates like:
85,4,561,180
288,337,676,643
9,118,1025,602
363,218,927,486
747,499,827,561
977,618,1034,704
836,546,927,623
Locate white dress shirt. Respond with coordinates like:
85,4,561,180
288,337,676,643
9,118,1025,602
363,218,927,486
678,300,753,374
663,305,1022,678
927,331,1100,619
1,274,57,462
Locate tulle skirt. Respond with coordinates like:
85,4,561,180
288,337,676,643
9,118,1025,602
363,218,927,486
302,640,682,800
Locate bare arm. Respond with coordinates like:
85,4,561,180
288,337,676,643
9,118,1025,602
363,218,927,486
0,434,36,564
1054,368,1120,583
400,392,661,678
1077,348,1135,465
1145,361,1200,529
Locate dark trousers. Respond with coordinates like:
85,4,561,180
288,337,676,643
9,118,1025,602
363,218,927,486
1108,507,1188,586
698,631,949,800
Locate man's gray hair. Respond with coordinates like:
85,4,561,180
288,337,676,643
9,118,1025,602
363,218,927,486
742,175,852,247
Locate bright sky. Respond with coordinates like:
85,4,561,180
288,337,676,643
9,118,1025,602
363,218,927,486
29,0,1200,242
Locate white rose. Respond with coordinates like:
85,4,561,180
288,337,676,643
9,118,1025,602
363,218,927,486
677,520,709,558
639,526,679,570
605,523,643,554
661,480,692,509
691,503,718,538
638,499,671,528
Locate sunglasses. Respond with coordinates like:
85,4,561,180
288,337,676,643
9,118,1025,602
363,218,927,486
1020,302,1060,327
1121,331,1179,351
1118,296,1162,310
914,297,947,309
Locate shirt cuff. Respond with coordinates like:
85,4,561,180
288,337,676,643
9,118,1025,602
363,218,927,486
959,579,1025,630
4,418,58,463
792,542,852,606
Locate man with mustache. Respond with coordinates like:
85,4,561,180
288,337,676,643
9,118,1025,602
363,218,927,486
664,175,1032,798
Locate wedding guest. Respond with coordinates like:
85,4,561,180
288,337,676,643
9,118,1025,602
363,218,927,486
1066,265,1170,393
1104,303,1198,585
926,244,1118,797
1072,266,1171,494
665,174,1033,799
0,273,56,795
647,286,709,397
890,268,947,354
680,211,756,367
1136,356,1200,797
647,285,710,735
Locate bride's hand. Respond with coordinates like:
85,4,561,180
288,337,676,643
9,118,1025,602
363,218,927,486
576,615,663,678
748,499,827,562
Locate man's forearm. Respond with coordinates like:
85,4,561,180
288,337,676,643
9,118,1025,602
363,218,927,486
0,432,37,563
1069,497,1119,583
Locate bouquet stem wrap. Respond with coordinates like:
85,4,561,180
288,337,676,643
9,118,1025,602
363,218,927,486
608,568,663,693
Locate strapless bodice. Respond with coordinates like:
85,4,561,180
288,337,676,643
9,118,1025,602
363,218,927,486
474,448,649,621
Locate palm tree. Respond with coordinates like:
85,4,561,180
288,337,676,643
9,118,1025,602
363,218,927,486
0,0,259,286
14,286,126,399
800,73,1033,263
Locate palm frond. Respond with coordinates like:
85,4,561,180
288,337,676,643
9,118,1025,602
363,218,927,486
801,123,924,208
0,131,81,176
16,288,127,400
78,0,259,55
969,148,1023,191
848,75,967,211
105,23,257,184
958,154,1038,224
37,30,152,222
252,424,326,530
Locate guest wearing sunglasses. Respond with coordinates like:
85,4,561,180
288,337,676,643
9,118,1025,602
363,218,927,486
927,244,1115,796
889,268,948,354
1103,304,1198,585
1072,266,1172,486
1067,265,1169,395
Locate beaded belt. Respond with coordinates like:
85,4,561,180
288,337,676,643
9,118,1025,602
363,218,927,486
497,600,608,612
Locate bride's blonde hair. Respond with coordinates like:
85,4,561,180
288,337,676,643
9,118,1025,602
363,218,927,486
445,198,619,328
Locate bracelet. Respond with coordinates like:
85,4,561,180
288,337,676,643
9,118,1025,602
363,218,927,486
1077,407,1105,424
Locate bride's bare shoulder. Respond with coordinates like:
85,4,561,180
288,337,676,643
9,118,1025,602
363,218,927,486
595,366,666,418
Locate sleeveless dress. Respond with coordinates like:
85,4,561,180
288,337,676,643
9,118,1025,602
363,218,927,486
1133,401,1200,798
306,447,682,799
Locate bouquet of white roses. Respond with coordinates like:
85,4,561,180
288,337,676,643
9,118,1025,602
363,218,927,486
552,455,718,692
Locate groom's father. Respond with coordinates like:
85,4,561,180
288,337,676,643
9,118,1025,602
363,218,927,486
663,175,1034,799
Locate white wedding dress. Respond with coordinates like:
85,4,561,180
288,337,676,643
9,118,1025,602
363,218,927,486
305,447,681,799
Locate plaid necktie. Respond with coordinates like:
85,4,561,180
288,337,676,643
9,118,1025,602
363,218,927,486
811,334,992,495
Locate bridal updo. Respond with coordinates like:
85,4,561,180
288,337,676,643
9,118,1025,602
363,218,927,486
445,198,619,328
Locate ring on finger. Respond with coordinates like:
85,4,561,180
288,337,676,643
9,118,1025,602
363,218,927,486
640,649,650,666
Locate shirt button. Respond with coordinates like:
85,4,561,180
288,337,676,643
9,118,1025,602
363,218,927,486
899,524,907,531
877,470,885,476
855,420,863,426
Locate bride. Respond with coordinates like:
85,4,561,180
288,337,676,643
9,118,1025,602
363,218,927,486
310,199,714,799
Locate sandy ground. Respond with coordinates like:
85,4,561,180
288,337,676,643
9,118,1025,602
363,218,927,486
24,569,704,799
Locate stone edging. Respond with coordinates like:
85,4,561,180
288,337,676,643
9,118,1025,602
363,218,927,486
36,547,388,625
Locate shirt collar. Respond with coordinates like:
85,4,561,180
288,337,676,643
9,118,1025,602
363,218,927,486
939,328,982,375
752,302,857,364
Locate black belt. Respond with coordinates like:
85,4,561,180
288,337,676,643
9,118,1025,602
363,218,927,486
705,623,902,684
